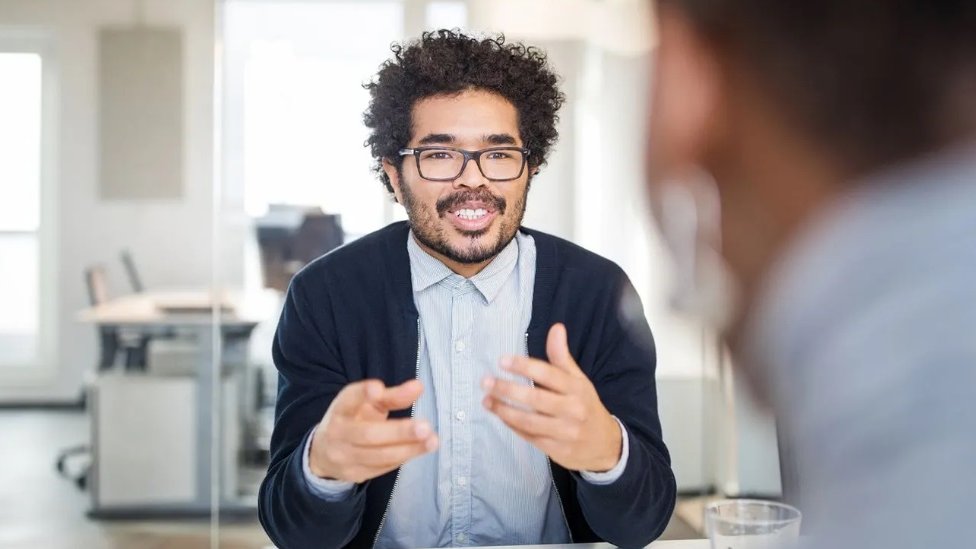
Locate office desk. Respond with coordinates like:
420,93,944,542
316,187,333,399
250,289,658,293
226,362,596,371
267,541,709,549
398,542,711,549
76,289,266,328
77,289,273,518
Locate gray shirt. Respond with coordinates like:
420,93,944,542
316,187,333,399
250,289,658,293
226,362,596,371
745,142,976,548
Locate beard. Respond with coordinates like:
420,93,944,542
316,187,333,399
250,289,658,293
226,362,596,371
399,179,530,265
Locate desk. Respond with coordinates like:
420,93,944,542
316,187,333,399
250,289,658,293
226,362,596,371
416,542,710,549
77,289,273,518
76,289,267,328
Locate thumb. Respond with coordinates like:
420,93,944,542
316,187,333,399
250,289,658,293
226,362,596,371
546,323,579,373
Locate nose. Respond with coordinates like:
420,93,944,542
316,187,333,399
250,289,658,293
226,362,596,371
453,156,489,189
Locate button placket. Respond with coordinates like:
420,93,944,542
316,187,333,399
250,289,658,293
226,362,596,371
450,284,474,543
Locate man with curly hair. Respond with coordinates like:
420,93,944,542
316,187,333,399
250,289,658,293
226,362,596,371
259,30,676,549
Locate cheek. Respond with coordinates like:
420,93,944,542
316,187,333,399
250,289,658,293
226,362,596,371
649,69,689,172
403,181,440,211
501,184,528,212
648,40,715,179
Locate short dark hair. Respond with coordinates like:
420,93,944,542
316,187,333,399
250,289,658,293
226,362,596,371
661,0,976,173
363,29,565,195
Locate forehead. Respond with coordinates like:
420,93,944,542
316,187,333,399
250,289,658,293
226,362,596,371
409,88,520,144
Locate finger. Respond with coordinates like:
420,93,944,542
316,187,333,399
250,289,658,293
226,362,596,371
483,394,581,441
499,356,573,394
331,379,385,417
339,418,434,447
367,379,424,414
546,323,581,375
346,437,439,469
477,401,566,460
481,376,569,417
483,406,561,451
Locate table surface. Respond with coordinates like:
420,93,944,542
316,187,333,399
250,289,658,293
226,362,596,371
76,288,275,326
412,542,708,549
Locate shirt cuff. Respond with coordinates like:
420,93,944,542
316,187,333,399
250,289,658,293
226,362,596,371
302,425,357,500
580,416,629,485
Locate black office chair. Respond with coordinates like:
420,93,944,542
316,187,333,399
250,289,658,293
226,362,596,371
87,265,150,370
120,248,144,293
56,265,150,490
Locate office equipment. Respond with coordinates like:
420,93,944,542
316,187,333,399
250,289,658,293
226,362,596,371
90,373,240,508
77,289,263,517
255,205,343,291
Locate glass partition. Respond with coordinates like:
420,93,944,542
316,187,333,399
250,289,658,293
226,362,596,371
0,2,784,549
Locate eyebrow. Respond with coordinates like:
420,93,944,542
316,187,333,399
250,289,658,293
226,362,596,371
484,133,517,146
417,133,455,145
415,133,519,147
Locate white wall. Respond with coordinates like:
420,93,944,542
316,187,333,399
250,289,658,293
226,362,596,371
0,0,220,402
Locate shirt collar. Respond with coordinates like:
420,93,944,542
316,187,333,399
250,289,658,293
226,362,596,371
407,231,521,304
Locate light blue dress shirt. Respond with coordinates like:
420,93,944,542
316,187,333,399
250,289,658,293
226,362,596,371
302,230,628,548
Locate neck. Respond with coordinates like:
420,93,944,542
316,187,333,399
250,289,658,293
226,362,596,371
411,234,495,278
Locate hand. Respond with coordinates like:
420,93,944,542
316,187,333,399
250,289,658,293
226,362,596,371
481,323,622,472
309,379,439,483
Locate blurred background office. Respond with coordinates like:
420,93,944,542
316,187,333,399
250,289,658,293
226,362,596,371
0,0,781,547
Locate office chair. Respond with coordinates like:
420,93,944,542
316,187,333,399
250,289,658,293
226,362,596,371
86,265,150,370
119,248,144,293
55,265,150,490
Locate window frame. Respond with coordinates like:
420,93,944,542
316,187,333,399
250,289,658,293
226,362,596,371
0,28,59,385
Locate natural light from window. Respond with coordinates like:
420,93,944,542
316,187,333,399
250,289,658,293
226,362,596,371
225,1,405,237
0,52,42,368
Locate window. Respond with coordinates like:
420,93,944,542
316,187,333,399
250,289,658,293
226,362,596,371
223,1,405,238
0,52,43,368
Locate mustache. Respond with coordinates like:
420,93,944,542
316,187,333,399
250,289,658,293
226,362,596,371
436,189,507,216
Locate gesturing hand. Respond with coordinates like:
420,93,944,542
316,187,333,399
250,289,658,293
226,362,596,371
481,323,622,473
309,379,439,484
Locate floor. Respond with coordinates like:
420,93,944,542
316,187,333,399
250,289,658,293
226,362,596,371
0,410,700,548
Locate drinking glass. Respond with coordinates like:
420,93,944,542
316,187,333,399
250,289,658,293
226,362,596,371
705,499,802,549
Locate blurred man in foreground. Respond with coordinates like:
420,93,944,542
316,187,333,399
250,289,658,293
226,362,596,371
645,1,976,547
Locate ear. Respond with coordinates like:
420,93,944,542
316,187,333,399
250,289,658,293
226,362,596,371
647,5,723,182
382,158,405,204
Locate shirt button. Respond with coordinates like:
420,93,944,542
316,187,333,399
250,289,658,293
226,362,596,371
457,476,467,487
455,410,466,421
454,341,465,352
456,533,467,543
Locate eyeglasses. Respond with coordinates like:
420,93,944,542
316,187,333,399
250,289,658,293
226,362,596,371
398,146,531,182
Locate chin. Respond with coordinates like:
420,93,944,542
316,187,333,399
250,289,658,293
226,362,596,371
444,231,504,264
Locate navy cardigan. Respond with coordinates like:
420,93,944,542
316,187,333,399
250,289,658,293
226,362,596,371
258,222,676,549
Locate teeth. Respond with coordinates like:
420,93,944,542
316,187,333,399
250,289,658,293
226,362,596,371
456,208,487,220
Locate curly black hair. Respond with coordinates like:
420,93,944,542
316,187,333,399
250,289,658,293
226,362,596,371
363,29,566,195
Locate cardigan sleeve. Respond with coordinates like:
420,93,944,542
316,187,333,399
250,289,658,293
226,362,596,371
571,272,677,548
257,272,368,549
